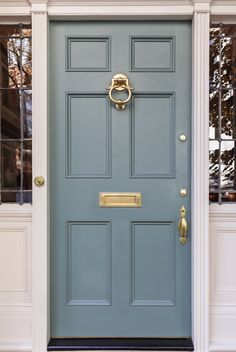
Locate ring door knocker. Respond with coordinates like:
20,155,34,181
107,73,133,110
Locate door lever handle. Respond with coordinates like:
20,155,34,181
178,206,188,244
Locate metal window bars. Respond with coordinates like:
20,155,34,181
209,23,236,203
0,24,32,204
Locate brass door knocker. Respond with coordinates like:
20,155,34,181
107,73,133,110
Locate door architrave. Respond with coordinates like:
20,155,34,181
0,1,210,351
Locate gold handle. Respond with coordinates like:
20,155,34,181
34,176,45,187
107,73,133,110
178,206,188,245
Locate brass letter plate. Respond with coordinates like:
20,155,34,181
99,192,142,207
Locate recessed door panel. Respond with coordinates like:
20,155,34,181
131,94,175,178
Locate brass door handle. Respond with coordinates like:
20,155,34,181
178,206,188,244
107,73,133,110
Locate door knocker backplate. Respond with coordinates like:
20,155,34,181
107,73,133,110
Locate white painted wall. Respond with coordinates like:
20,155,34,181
0,206,32,352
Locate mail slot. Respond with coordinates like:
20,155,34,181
99,192,142,207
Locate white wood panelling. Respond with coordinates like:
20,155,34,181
209,205,236,352
0,229,27,292
0,207,32,352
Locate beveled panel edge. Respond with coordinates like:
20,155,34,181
66,220,112,306
65,92,112,179
65,35,111,72
99,192,142,208
130,92,176,179
130,220,176,307
130,36,176,72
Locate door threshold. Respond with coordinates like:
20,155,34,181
47,338,194,351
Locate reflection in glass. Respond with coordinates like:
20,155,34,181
221,141,236,190
209,24,236,202
0,25,20,37
22,38,32,88
1,141,20,190
0,30,32,89
23,90,32,138
209,140,219,202
1,192,17,203
210,27,220,87
0,24,32,204
221,90,236,139
23,141,32,190
209,90,219,139
0,89,21,139
220,36,236,88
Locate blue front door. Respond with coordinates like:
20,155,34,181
50,21,191,338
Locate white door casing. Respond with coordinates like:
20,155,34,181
31,1,210,351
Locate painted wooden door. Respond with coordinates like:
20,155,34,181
50,21,191,338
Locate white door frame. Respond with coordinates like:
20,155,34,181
31,1,210,352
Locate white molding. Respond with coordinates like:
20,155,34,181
47,5,194,18
0,306,32,352
31,2,48,13
210,306,236,352
209,204,236,217
0,205,32,219
192,8,210,352
32,9,49,352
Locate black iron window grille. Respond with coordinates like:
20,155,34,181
209,24,236,203
0,24,32,204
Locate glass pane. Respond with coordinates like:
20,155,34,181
1,141,20,190
0,89,21,139
209,90,219,139
221,89,236,139
22,191,32,203
21,27,32,38
221,24,236,38
0,25,20,37
210,28,220,87
22,38,32,88
221,36,236,88
221,191,236,202
1,192,17,203
23,90,32,138
23,141,32,190
209,140,220,193
221,141,236,191
209,192,219,203
0,37,22,88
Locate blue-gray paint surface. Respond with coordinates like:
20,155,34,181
50,21,191,338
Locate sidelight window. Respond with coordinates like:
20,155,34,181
209,23,236,203
0,24,32,204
